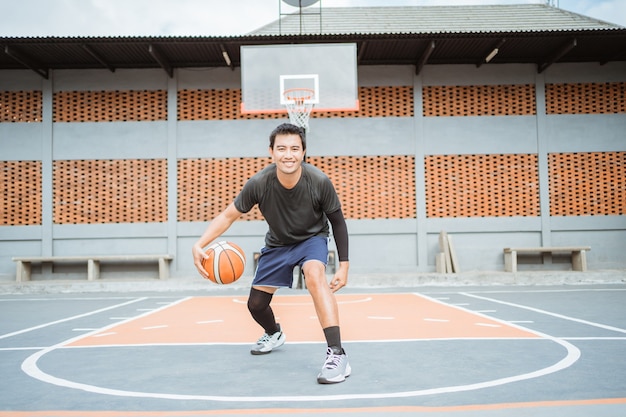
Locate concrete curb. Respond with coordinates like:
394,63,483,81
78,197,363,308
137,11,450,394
1,270,625,294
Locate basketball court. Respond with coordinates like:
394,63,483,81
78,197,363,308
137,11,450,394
1,5,624,415
1,284,625,416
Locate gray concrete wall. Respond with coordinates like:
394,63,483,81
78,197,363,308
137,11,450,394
1,62,625,281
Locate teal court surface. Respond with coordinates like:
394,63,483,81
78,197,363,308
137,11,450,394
0,284,625,416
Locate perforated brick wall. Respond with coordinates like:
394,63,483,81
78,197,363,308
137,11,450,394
3,83,625,123
53,159,168,224
53,90,168,122
549,152,625,216
313,86,414,118
178,156,417,221
177,86,413,120
177,157,269,222
0,91,42,122
177,89,280,121
0,161,42,226
307,155,416,219
423,85,536,117
545,82,626,114
425,154,540,217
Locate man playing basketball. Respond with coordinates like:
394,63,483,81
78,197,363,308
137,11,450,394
192,123,351,384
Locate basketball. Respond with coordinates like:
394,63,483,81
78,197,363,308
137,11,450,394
201,241,246,284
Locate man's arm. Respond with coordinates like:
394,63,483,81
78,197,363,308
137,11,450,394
192,202,243,280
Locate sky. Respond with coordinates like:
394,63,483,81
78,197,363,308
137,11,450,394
0,0,624,37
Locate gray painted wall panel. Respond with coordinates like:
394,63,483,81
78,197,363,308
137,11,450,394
551,230,626,269
545,114,626,152
423,64,537,86
177,67,241,89
550,216,626,231
358,65,414,86
53,69,168,91
0,240,42,279
306,118,416,156
178,120,278,158
0,123,43,160
350,233,418,273
544,62,626,83
426,217,543,233
423,116,538,155
0,70,42,90
52,237,169,256
53,122,169,159
52,224,169,239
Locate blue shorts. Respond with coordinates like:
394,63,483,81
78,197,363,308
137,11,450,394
253,236,329,288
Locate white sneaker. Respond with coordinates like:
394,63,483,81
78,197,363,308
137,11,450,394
317,347,351,384
250,324,286,355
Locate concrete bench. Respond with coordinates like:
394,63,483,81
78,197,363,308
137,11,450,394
503,246,590,273
12,254,174,282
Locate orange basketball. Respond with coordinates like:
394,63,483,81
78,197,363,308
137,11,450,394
201,241,246,284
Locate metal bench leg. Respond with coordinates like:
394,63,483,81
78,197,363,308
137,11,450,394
572,250,587,271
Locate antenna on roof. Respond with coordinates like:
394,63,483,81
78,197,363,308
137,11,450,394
280,0,322,35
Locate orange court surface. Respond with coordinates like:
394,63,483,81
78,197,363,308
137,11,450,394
68,293,538,347
1,285,625,416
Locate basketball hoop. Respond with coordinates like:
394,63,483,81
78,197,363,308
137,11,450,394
283,88,315,130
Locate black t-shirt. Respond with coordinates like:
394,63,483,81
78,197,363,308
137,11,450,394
234,162,341,247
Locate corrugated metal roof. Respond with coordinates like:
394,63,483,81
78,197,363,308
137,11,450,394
1,4,625,77
251,4,622,36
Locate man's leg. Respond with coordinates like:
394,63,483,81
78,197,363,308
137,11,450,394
302,260,340,346
247,286,279,334
248,285,285,355
303,260,351,384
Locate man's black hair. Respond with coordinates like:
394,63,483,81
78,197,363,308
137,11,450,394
269,123,306,151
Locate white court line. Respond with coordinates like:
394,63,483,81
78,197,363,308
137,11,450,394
20,293,581,403
461,292,626,334
233,296,373,306
563,337,626,340
475,323,501,328
0,346,45,351
57,337,539,349
21,333,580,403
93,332,117,338
456,288,626,295
0,298,147,340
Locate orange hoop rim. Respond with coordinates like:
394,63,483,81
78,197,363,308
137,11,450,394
283,87,315,103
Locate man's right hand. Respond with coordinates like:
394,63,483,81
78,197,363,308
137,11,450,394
192,243,210,279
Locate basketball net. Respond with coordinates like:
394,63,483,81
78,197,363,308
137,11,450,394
283,88,314,130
